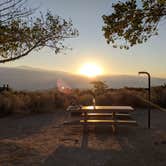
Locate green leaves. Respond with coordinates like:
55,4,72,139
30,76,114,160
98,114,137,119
0,11,78,63
102,0,166,49
90,81,108,96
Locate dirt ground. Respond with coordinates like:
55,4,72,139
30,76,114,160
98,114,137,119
0,108,166,166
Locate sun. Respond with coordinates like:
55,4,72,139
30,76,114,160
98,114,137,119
79,63,102,77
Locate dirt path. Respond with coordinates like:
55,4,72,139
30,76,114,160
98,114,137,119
0,109,166,166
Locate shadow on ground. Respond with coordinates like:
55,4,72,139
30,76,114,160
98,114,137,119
0,141,43,165
43,124,166,166
0,109,165,165
0,111,64,140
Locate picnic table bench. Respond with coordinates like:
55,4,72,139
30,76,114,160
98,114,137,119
64,105,137,133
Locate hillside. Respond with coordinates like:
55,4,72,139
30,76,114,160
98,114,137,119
0,66,165,91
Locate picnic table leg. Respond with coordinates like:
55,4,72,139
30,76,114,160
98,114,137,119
83,112,88,133
112,112,116,133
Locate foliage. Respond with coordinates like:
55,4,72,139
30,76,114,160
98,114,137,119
0,85,166,116
151,86,166,107
0,0,78,63
90,81,108,95
78,94,93,105
102,0,166,49
0,0,34,23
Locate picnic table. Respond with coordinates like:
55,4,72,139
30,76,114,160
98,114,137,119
65,105,137,133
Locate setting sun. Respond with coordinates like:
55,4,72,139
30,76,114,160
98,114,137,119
79,63,102,77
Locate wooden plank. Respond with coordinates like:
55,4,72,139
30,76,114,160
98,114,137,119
67,106,134,113
71,110,132,113
81,106,134,111
80,119,137,124
70,112,131,119
80,113,131,116
64,119,137,125
67,106,134,112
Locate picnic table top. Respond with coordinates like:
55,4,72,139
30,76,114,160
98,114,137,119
67,105,134,112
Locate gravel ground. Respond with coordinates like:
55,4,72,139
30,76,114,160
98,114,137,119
0,108,166,166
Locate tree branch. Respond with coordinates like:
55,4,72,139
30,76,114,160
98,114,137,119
0,41,39,63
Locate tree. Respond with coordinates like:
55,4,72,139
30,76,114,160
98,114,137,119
102,0,166,49
90,81,108,96
0,0,78,63
0,0,34,23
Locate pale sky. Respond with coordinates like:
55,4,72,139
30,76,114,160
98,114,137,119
1,0,166,77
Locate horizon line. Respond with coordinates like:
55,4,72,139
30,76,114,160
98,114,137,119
0,65,166,79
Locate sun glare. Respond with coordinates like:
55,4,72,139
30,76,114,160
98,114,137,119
79,63,102,77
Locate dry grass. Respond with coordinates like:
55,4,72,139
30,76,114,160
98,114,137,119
0,86,166,117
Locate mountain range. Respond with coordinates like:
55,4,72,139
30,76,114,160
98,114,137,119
0,66,165,91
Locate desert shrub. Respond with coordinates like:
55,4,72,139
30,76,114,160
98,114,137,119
54,92,66,108
0,90,67,116
78,94,93,105
151,87,166,107
96,94,112,105
26,91,57,113
160,89,166,107
0,85,165,117
95,90,146,107
0,93,12,116
0,91,24,115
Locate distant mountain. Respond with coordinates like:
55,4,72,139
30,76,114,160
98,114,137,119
0,66,165,91
99,75,166,88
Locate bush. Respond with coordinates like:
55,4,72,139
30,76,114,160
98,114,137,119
0,86,165,117
78,94,93,105
0,91,24,115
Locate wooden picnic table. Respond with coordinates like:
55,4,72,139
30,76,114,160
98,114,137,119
65,105,137,133
80,105,133,112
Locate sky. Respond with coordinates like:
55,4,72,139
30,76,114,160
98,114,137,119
1,0,166,78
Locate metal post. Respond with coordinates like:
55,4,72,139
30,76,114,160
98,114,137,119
138,71,151,128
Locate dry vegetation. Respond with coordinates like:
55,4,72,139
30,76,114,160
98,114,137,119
0,85,166,116
0,86,166,165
